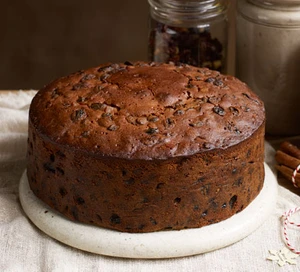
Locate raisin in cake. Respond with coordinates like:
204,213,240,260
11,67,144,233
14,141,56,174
27,62,265,233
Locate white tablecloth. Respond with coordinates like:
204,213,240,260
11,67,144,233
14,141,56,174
1,90,300,272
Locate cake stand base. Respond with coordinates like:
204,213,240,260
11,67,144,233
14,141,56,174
19,163,277,259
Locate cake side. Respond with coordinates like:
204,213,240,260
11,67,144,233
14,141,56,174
27,119,265,233
29,62,265,160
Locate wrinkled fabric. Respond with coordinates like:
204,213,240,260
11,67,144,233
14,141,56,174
1,90,299,272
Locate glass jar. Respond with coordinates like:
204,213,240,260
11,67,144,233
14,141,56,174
236,0,300,136
148,0,229,73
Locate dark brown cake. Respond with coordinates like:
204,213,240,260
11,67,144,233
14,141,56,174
27,62,265,233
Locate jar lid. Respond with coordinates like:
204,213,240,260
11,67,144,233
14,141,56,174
249,0,300,7
239,0,300,27
148,0,228,26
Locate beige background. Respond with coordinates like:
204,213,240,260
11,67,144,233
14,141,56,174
0,0,236,89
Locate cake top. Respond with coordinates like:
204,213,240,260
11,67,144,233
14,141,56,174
30,62,265,160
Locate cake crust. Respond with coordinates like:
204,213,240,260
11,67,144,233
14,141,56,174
29,62,265,160
27,62,265,233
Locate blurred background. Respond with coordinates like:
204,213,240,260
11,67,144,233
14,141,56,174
0,0,235,90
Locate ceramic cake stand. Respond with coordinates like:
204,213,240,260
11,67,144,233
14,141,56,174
19,163,277,259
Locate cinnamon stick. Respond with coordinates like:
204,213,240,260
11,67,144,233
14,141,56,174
275,164,300,187
275,150,300,169
280,141,300,159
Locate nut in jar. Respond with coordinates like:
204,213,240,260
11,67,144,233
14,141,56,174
148,0,229,73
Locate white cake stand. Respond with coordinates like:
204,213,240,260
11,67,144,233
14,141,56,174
19,163,277,259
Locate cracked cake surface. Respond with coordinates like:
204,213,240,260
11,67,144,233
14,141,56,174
27,62,266,233
30,62,265,160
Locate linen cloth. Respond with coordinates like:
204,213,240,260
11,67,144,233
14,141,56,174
1,90,300,272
